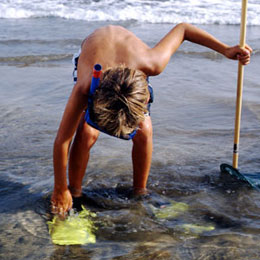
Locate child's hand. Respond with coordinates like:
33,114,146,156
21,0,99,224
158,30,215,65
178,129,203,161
225,44,252,65
51,188,73,217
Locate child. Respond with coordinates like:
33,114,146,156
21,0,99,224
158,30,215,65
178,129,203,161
51,23,251,215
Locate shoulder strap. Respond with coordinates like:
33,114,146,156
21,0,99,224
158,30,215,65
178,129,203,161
89,64,102,95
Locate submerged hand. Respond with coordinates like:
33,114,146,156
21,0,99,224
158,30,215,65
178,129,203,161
51,188,73,217
225,44,252,65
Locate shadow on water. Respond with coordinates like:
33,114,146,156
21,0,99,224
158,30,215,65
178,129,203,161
0,179,43,214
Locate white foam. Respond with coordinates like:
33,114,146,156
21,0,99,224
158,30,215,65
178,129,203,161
0,0,259,25
0,4,33,19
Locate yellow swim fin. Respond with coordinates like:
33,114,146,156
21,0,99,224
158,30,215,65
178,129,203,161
48,206,97,245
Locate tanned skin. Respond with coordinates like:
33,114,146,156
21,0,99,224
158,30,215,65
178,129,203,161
51,23,252,216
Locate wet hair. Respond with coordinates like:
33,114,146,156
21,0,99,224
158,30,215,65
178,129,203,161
92,66,149,137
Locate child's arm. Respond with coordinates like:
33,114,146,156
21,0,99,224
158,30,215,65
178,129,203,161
148,23,252,75
183,23,252,64
51,83,88,215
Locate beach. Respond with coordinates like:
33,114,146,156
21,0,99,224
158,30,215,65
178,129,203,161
0,1,260,259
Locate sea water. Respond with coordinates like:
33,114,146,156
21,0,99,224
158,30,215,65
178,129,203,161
0,1,260,259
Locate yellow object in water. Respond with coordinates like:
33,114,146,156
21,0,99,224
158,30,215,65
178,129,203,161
48,206,97,245
179,223,215,234
153,200,189,219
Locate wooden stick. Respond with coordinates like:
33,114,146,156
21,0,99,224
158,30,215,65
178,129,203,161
232,0,248,169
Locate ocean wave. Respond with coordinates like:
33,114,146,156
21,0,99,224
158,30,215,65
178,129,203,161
0,39,82,46
0,0,260,25
179,49,260,58
0,54,72,66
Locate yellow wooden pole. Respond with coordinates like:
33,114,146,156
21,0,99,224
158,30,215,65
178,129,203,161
232,0,248,169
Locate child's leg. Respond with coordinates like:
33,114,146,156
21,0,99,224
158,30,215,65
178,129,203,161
68,114,99,197
132,116,153,194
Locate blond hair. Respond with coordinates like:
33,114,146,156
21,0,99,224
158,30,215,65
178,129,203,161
91,66,149,137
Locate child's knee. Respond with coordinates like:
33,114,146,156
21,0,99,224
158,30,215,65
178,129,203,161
78,122,99,148
134,119,153,143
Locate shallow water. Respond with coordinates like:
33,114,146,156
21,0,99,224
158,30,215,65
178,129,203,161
0,19,260,259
